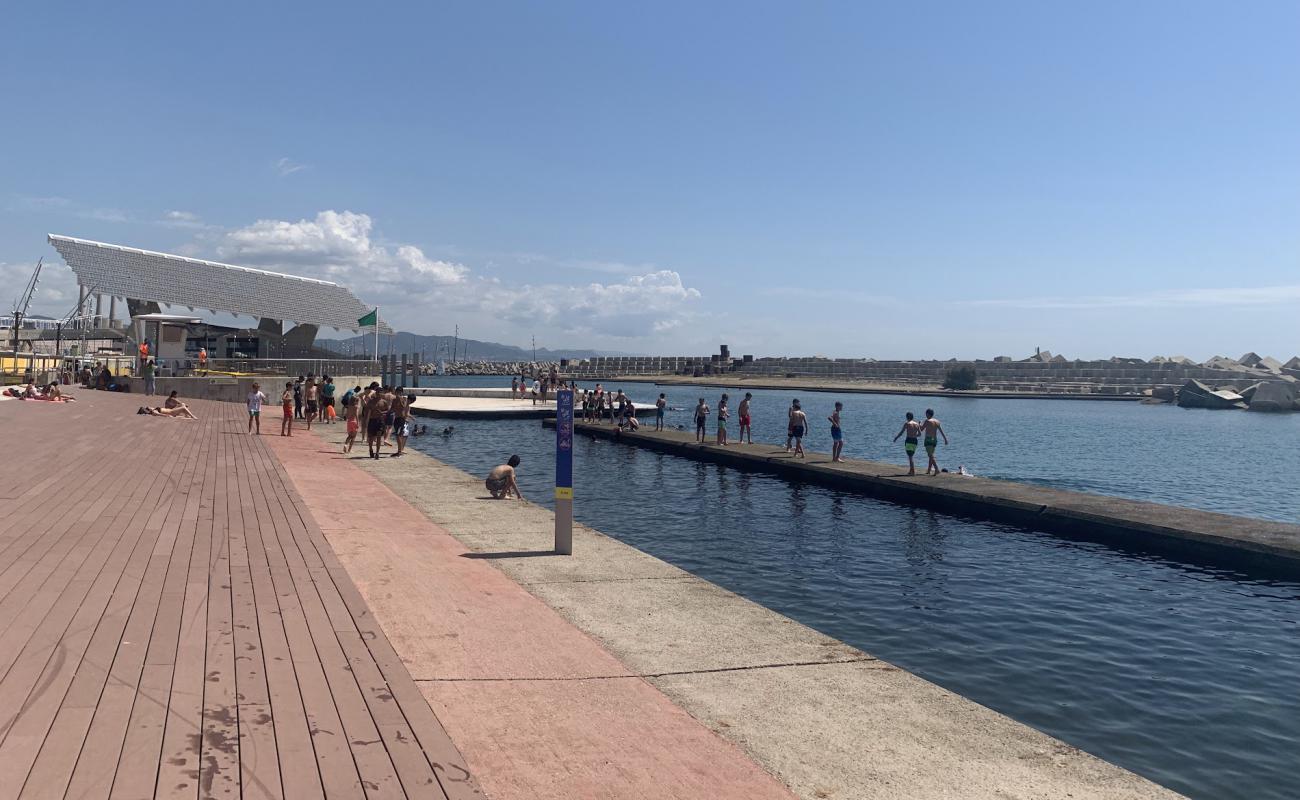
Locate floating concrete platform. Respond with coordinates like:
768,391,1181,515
411,390,656,420
547,420,1300,569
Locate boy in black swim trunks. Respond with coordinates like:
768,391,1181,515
693,398,710,443
789,399,808,458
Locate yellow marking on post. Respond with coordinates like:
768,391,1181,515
555,487,573,500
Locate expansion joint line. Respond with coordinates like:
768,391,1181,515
412,656,878,683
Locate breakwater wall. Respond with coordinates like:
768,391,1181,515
548,420,1300,569
569,356,1299,396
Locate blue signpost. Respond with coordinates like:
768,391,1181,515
554,389,574,554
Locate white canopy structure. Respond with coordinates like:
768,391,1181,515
48,234,390,333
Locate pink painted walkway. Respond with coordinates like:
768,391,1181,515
266,430,797,800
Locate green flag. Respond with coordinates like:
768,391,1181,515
358,308,377,327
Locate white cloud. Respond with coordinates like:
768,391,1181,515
476,269,702,337
963,285,1300,310
159,210,209,229
1,260,80,316
214,210,702,338
216,210,468,306
274,157,307,177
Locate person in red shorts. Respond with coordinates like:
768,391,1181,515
738,392,753,444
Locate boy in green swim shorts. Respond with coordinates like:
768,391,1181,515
893,411,923,475
921,408,949,476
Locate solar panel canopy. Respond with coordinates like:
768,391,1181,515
48,234,391,333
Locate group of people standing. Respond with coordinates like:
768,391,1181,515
675,392,952,474
339,383,415,459
281,374,338,425
692,392,757,448
242,377,415,460
579,384,643,428
511,367,564,405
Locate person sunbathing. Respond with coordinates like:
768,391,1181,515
161,391,198,418
38,382,75,401
149,406,196,419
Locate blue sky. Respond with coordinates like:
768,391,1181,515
3,2,1298,360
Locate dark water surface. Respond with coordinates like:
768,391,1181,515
418,375,1300,522
410,404,1300,800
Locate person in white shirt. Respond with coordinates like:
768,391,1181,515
247,382,268,435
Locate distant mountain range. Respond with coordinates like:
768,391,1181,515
317,331,622,362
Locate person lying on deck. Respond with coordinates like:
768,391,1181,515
140,403,198,419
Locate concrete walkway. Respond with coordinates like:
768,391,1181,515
294,425,1182,800
268,430,797,799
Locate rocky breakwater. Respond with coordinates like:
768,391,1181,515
1173,352,1300,412
421,359,561,376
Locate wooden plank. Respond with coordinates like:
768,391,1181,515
65,421,208,800
111,415,216,800
2,391,480,800
235,431,364,798
270,462,479,799
228,428,319,799
224,426,283,800
197,430,239,800
154,409,219,800
9,420,200,799
0,433,172,782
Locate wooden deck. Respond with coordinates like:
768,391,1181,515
0,392,480,800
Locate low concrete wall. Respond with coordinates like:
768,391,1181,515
125,375,265,403
549,420,1300,570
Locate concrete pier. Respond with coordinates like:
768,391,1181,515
294,421,1182,799
549,420,1300,567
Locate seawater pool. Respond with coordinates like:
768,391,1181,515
409,404,1300,800
415,375,1300,522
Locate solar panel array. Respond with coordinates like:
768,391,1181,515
48,234,391,333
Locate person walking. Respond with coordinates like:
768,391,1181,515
828,401,845,462
246,382,267,435
738,392,753,444
343,393,360,453
321,375,336,424
304,377,319,430
921,408,949,476
893,411,924,475
789,399,808,458
785,398,799,452
391,386,409,457
142,358,156,396
293,376,304,419
716,393,730,446
280,381,294,437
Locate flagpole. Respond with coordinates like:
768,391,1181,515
373,306,379,363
